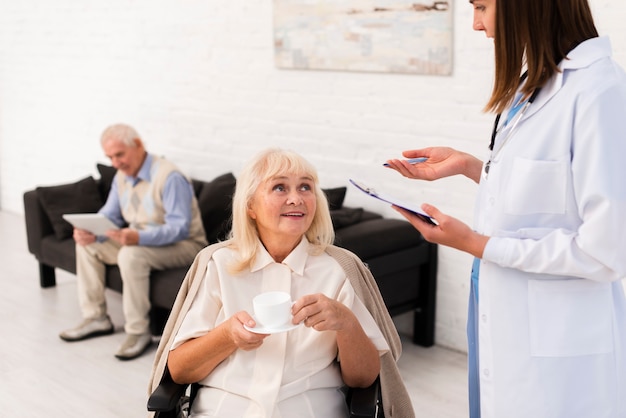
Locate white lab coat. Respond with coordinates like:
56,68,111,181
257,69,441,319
474,37,626,418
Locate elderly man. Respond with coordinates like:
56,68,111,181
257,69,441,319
60,123,207,360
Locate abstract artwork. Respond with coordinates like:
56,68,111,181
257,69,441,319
273,1,452,75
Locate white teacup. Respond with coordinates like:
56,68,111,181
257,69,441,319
253,291,292,328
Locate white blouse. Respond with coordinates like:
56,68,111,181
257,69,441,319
171,237,389,418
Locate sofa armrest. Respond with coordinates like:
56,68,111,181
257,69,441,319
23,189,53,259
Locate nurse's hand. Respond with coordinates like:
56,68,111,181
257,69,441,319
393,203,489,258
385,147,483,184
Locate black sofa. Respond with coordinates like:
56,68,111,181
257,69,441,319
23,164,437,346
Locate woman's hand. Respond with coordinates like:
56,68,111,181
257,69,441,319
385,147,483,184
292,294,380,388
291,293,356,331
224,311,269,351
393,204,489,258
168,311,269,383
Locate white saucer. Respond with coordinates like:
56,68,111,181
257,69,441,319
244,316,301,334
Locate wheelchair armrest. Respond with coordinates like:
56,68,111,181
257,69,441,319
348,377,382,418
147,367,189,412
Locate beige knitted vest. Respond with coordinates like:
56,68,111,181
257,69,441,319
115,155,207,246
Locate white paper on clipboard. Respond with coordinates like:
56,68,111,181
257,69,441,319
349,179,436,225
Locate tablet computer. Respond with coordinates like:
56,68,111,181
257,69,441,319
349,179,436,225
62,213,120,235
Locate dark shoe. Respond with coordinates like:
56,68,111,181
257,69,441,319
59,316,114,342
114,333,152,360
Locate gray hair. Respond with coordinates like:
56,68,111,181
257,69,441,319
100,123,141,147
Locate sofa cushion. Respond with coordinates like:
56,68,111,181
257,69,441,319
330,207,363,229
194,172,237,244
334,218,423,260
36,176,104,240
323,187,347,210
97,163,117,199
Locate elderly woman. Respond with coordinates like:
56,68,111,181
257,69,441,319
149,148,413,418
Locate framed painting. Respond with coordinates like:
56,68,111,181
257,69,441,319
273,1,452,75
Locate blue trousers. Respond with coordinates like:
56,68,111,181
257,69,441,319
468,258,481,418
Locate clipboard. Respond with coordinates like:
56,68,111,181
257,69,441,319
62,213,120,235
349,179,436,225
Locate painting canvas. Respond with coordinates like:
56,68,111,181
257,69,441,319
273,1,452,75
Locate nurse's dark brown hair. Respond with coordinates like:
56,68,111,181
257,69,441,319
486,0,598,114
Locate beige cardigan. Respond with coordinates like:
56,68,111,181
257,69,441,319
149,241,415,418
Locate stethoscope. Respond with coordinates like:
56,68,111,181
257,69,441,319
484,72,541,178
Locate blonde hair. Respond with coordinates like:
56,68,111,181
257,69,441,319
228,148,334,273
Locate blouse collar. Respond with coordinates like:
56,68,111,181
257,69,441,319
250,236,309,276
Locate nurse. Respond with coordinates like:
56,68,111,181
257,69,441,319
385,1,626,417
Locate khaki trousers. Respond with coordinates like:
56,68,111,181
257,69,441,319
75,239,204,335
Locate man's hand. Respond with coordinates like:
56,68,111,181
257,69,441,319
73,228,97,246
106,228,140,246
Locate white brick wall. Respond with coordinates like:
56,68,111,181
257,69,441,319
1,1,624,352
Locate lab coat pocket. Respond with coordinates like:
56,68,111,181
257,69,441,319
528,279,614,357
504,158,567,215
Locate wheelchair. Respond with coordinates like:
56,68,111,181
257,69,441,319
148,365,384,418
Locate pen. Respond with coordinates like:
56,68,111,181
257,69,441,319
383,157,427,167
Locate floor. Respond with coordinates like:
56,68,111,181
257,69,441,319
0,210,469,417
